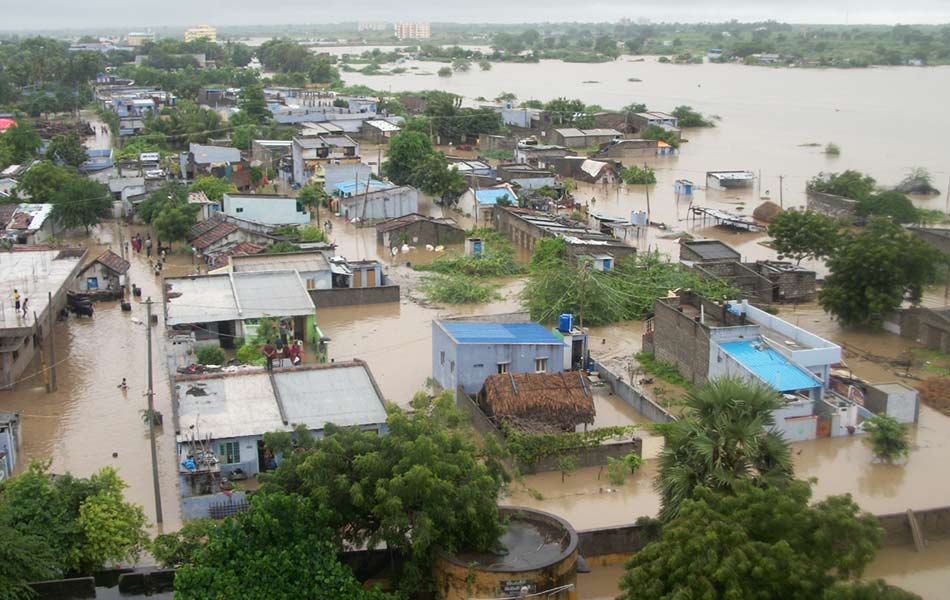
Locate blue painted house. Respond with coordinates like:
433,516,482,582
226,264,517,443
432,320,567,395
0,412,20,482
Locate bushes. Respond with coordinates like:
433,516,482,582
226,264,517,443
635,352,692,389
864,414,910,461
196,345,226,365
503,425,637,467
607,452,644,485
419,274,500,304
415,231,521,277
236,343,263,365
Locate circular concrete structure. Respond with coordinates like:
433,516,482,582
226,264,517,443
434,506,578,600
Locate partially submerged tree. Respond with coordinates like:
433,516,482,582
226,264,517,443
768,208,843,264
382,130,433,186
819,219,942,327
621,164,657,185
655,377,793,521
411,152,467,205
864,414,911,462
618,481,890,600
857,190,920,224
189,175,238,202
671,105,714,127
45,130,87,168
50,176,112,233
809,170,877,200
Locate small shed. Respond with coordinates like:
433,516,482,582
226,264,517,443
375,213,465,248
478,372,595,434
679,239,741,264
76,250,130,293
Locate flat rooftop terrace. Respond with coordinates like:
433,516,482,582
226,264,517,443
0,249,85,331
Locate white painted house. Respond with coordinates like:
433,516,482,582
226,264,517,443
221,193,310,226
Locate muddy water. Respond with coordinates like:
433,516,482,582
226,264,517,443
0,223,192,532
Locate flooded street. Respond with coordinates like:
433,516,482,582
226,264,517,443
0,223,192,532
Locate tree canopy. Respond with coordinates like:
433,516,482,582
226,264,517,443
810,170,877,200
382,130,434,186
621,164,657,185
0,120,43,168
50,176,112,233
411,152,467,204
0,461,149,583
768,209,843,264
45,130,87,168
261,391,507,592
15,160,73,203
819,219,943,327
671,105,715,127
172,493,394,600
654,377,793,521
618,481,891,600
189,175,238,202
856,191,920,224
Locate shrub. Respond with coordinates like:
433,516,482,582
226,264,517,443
419,274,500,304
824,142,841,155
196,345,226,365
864,414,910,461
236,343,263,365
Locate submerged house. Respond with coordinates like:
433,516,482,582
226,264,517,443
478,371,595,434
432,319,567,396
175,361,388,519
375,213,465,249
75,250,130,294
643,291,862,441
706,171,755,190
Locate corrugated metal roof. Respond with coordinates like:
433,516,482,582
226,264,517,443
720,340,821,392
441,322,565,345
231,251,330,273
165,271,314,326
275,365,387,430
682,240,740,261
334,179,392,194
189,143,241,164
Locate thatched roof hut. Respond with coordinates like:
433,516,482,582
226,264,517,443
478,372,596,434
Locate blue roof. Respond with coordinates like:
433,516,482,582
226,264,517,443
334,179,392,194
719,340,820,392
441,322,565,345
475,188,517,206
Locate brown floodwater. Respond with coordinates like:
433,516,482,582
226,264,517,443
0,223,192,532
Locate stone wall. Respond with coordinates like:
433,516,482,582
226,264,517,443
309,284,400,307
591,360,676,424
806,189,860,222
650,300,711,386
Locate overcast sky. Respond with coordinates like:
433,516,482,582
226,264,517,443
3,0,949,31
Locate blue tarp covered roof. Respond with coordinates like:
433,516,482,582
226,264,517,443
719,339,821,392
442,322,565,345
475,188,518,206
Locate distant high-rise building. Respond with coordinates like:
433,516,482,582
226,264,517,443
358,21,388,32
394,22,431,40
127,32,154,47
184,25,217,43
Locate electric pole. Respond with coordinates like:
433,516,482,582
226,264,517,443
47,291,56,392
145,298,163,525
778,175,785,209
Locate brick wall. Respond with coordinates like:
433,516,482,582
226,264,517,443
309,285,400,308
651,300,711,386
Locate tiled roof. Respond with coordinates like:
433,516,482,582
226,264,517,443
190,222,238,250
9,211,32,230
188,217,224,240
208,242,265,269
0,204,16,230
93,249,130,274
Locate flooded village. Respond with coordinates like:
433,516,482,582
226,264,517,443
2,16,950,600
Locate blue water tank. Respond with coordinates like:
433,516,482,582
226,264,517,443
559,314,574,333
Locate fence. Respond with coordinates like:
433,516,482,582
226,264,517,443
591,360,676,424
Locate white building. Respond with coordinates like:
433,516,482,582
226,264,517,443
184,25,217,42
394,22,431,40
221,193,310,226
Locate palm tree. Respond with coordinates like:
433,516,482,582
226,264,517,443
655,377,793,521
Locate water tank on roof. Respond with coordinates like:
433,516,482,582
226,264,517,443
559,314,574,333
630,210,648,227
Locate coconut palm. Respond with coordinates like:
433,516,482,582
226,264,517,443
655,377,793,521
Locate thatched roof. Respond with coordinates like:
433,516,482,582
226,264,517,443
480,372,596,433
753,200,782,223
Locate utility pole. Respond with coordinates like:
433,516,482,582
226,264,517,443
578,261,591,328
945,175,949,214
47,291,56,392
145,298,163,525
778,175,785,209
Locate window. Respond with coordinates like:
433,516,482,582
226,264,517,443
296,201,305,213
86,277,99,290
306,278,316,290
450,361,455,373
535,357,548,373
235,207,244,213
440,351,445,366
497,362,509,374
219,441,241,464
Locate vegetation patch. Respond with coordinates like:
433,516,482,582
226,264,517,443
634,352,693,389
415,230,521,277
502,424,637,467
419,274,501,304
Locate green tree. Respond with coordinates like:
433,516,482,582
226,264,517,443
819,219,942,327
267,241,302,254
810,170,877,200
0,120,42,164
0,525,59,600
0,461,149,577
229,123,257,150
382,130,433,186
237,83,270,124
261,391,507,591
189,175,238,202
864,414,911,462
153,202,200,242
411,152,467,205
437,66,453,77
76,468,149,571
138,182,189,224
655,377,793,521
857,190,920,224
543,97,586,125
45,130,87,167
671,105,714,127
50,176,112,233
768,209,843,264
174,493,393,600
15,160,72,202
639,124,680,148
621,164,657,185
618,481,887,600
298,182,328,223
151,519,218,569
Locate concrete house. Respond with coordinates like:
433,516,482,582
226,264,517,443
0,411,20,482
375,213,465,249
493,206,636,261
0,248,86,389
459,184,519,225
514,143,572,169
164,271,316,348
291,135,360,184
551,128,621,148
230,251,332,291
75,250,130,294
183,144,251,190
221,193,310,226
886,307,950,354
495,164,556,190
592,139,660,161
2,204,59,245
338,186,419,221
432,319,567,395
627,111,679,134
643,291,860,442
551,157,618,185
